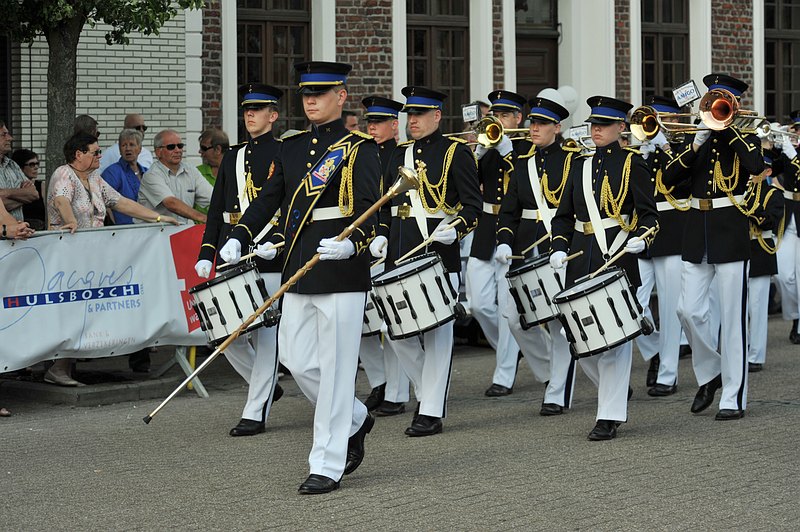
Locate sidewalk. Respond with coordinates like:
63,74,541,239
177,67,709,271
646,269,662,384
1,316,798,530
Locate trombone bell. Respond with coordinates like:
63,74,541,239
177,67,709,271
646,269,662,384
630,106,661,142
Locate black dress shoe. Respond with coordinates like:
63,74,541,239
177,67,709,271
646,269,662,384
715,409,745,421
647,383,677,397
690,374,722,413
628,386,633,400
298,474,339,495
229,418,265,437
646,354,660,387
791,320,800,344
587,419,617,441
679,344,692,359
364,383,385,411
484,383,513,397
404,414,442,437
539,403,564,416
273,383,284,402
748,362,763,373
344,414,374,475
373,401,406,417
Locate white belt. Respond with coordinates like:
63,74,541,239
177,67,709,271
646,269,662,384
312,206,347,222
574,216,628,235
482,202,501,215
689,195,744,211
222,212,241,224
390,205,447,219
521,208,555,221
752,230,774,240
656,200,690,212
784,190,800,202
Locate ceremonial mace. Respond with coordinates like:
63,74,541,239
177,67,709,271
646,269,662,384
143,167,420,424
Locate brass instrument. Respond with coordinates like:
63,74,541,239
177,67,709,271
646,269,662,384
445,115,529,147
698,88,766,131
629,106,700,141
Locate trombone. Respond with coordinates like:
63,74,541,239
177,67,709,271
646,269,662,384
445,115,530,148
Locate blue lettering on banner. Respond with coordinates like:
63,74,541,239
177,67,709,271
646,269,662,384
3,284,141,309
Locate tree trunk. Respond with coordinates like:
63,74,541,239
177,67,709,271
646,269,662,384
43,15,84,225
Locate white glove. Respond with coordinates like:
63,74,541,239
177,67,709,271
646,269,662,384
624,236,646,254
693,123,711,148
255,242,278,261
219,239,241,265
651,130,669,150
194,259,212,279
549,251,567,270
494,243,513,265
639,141,656,159
317,237,355,261
495,135,513,156
474,143,489,160
782,139,797,160
369,235,388,259
430,223,457,245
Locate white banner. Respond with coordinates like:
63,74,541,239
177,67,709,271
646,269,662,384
0,224,209,372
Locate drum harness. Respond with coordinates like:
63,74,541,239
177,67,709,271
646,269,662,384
581,159,630,261
404,144,456,241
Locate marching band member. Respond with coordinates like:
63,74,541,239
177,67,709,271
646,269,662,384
662,74,764,421
195,83,285,437
495,96,578,415
549,96,659,440
379,86,482,437
359,95,411,416
221,61,381,494
466,90,525,397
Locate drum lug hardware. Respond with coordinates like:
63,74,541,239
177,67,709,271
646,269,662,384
509,286,526,316
620,290,638,320
420,283,436,312
191,302,208,332
386,295,403,324
521,283,537,312
211,296,227,325
606,297,624,327
589,304,605,336
402,289,418,320
558,314,575,344
229,290,244,319
453,302,467,320
640,316,655,336
434,276,450,305
538,278,552,306
571,310,588,342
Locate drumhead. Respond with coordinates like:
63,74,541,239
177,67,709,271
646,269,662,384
506,253,549,278
373,252,441,286
189,261,257,293
552,267,626,303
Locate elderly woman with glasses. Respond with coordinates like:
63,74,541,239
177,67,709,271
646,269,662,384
101,129,148,225
44,132,179,386
10,148,46,230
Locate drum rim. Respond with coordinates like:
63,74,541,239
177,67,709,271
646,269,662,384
570,328,643,358
506,253,550,277
189,262,257,293
385,313,456,340
372,251,443,286
206,317,266,346
551,266,627,303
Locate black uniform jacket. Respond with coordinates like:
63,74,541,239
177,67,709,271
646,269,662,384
199,132,281,273
645,143,691,258
229,118,381,294
497,140,578,267
469,141,527,260
662,126,764,264
376,138,397,236
550,141,658,287
749,181,785,277
777,152,800,227
378,130,482,273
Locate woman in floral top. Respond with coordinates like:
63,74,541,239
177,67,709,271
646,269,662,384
44,132,179,386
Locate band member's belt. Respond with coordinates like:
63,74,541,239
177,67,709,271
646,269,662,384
689,195,744,211
574,216,629,236
751,230,774,240
783,190,800,201
223,212,241,224
311,206,347,222
521,208,555,221
390,205,447,219
656,200,690,211
482,202,501,215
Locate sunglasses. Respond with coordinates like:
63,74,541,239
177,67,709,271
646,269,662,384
158,143,185,151
199,144,214,152
23,161,40,168
134,125,148,132
83,149,102,157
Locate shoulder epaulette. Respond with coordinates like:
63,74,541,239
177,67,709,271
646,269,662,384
519,144,537,159
624,146,642,155
450,137,469,145
350,130,374,140
398,139,414,147
279,130,309,141
230,141,247,150
561,142,581,153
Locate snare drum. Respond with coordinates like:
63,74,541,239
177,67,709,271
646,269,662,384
506,254,564,329
372,252,458,340
552,267,653,358
362,291,384,336
189,262,276,346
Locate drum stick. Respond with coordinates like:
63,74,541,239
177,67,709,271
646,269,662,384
216,242,285,270
520,232,552,256
371,256,386,269
144,169,420,424
507,255,524,260
395,219,462,266
562,250,583,263
589,226,657,279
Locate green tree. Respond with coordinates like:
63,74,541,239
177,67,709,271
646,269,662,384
0,0,205,187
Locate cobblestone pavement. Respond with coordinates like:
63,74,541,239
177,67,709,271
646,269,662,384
2,315,798,530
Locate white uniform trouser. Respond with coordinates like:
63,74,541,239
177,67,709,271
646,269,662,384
677,260,749,411
776,216,799,322
466,257,520,387
223,272,281,422
748,276,770,364
359,334,411,403
578,341,633,422
652,255,683,386
634,258,660,361
390,272,460,418
503,272,576,407
278,291,368,481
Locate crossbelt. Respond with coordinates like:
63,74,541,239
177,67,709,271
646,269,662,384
574,215,629,236
521,208,556,221
390,205,447,219
784,190,800,202
656,200,690,212
482,202,501,215
312,206,347,222
689,195,744,211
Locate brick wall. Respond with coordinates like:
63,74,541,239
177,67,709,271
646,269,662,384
710,0,754,107
493,0,504,89
335,0,394,119
11,13,187,174
202,1,223,129
614,0,630,102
